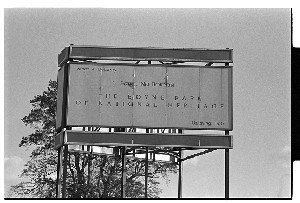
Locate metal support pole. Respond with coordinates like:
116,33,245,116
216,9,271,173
144,128,150,198
224,55,230,199
178,149,183,198
85,127,92,197
62,145,68,198
178,129,183,198
225,149,229,198
145,147,149,198
56,147,62,198
225,130,230,199
121,146,127,198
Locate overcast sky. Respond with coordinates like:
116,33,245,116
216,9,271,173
3,8,291,198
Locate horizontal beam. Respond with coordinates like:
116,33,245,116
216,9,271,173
54,130,232,150
58,45,233,66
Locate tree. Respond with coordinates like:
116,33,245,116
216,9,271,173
7,80,177,198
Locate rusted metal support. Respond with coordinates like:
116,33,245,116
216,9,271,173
145,147,149,198
178,129,183,198
56,147,62,198
145,128,149,198
181,149,216,162
117,127,126,198
62,145,68,198
225,149,229,198
178,149,183,198
225,130,230,199
121,146,127,198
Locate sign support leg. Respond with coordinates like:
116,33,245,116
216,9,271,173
178,129,183,198
62,145,68,198
145,147,149,198
225,130,229,199
121,146,127,198
178,148,183,198
56,147,62,198
225,149,229,198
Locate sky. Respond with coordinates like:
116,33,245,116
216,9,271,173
3,7,293,198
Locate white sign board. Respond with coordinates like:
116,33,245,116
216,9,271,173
56,63,232,130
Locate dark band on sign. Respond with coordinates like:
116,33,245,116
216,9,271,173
58,45,233,66
54,130,233,150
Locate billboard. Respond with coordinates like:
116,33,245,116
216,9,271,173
56,62,232,131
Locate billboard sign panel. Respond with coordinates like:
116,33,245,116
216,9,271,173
56,63,232,131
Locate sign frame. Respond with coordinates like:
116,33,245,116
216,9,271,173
58,45,233,67
54,130,233,150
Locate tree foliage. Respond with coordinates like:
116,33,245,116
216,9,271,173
7,80,177,198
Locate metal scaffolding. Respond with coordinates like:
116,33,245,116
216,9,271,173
55,45,233,198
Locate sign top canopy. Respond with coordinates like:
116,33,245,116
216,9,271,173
58,45,233,67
